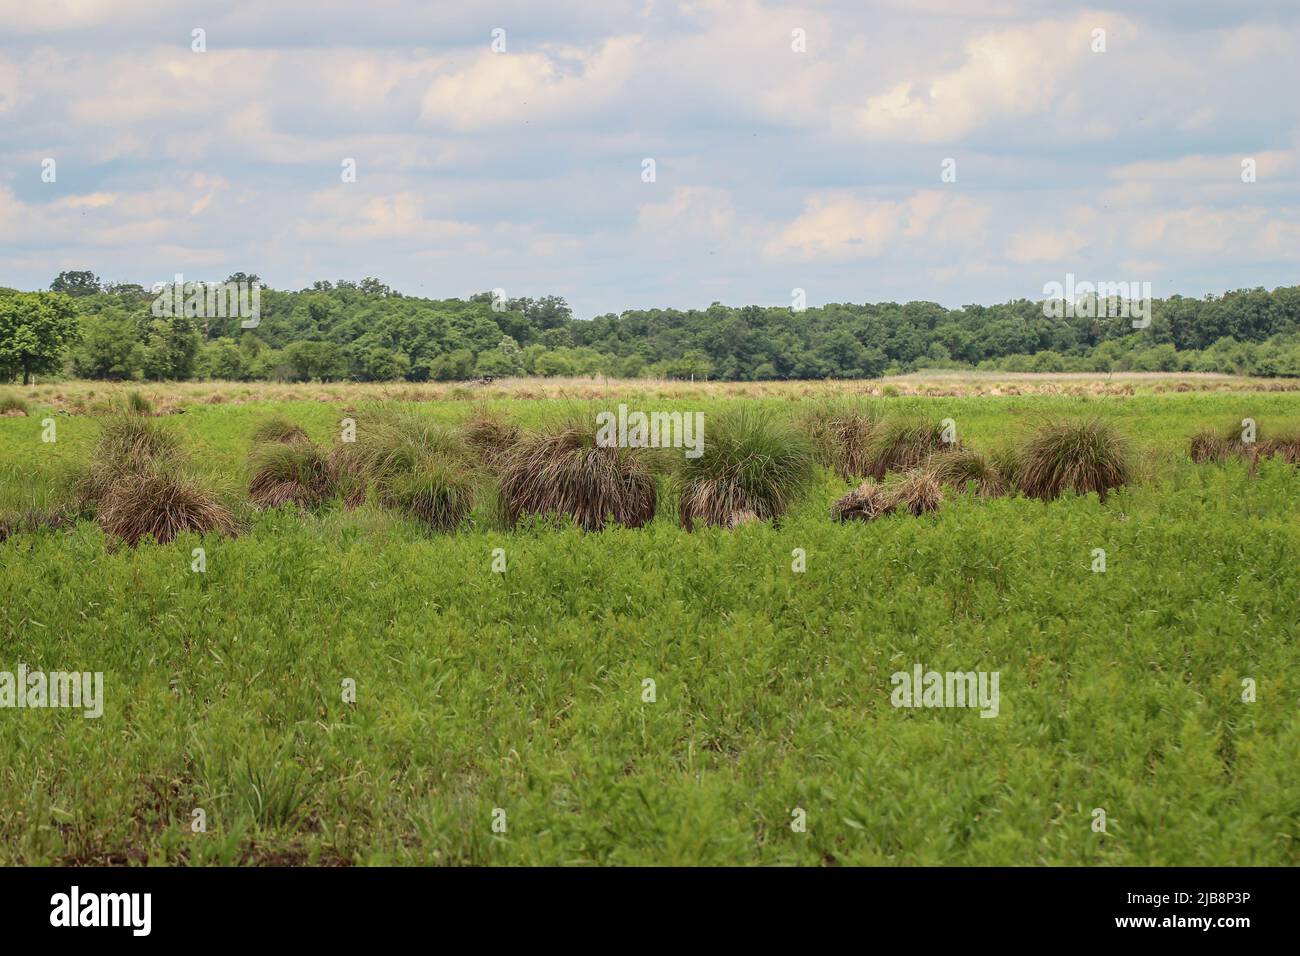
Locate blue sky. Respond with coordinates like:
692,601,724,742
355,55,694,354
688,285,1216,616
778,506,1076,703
1,0,1298,317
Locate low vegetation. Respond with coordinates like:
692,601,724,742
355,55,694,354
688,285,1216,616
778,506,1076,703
1,386,1298,865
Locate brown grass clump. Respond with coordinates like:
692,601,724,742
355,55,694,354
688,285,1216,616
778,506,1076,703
802,402,880,481
830,481,893,522
1189,422,1300,469
250,417,311,445
865,418,950,479
460,409,521,469
376,460,474,532
248,441,335,510
1016,419,1131,501
97,470,236,546
325,445,369,508
1268,435,1300,465
75,414,185,508
886,469,945,516
677,407,815,531
928,447,1006,497
498,421,656,531
0,506,74,542
1189,430,1232,463
725,509,761,528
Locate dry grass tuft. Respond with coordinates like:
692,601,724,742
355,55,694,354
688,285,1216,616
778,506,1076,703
377,461,474,532
75,414,185,507
97,469,236,546
499,420,656,531
250,417,311,445
886,469,945,516
677,407,814,531
248,441,335,510
830,481,893,522
929,447,1006,497
460,409,521,469
866,418,950,479
1017,419,1131,501
802,402,880,481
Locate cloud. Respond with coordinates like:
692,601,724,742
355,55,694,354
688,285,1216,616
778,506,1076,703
420,36,640,130
768,190,990,261
0,1,1297,314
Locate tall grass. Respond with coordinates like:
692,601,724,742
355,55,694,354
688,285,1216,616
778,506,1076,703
677,406,814,530
498,419,656,531
801,400,880,481
865,418,949,480
248,441,335,510
1017,419,1132,501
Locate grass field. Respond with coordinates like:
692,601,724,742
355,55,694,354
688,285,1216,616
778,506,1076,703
1,376,1298,865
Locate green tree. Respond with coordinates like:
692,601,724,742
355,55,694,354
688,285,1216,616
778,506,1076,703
197,340,249,380
284,341,347,381
0,291,80,383
430,349,475,381
137,313,201,380
72,309,143,380
49,271,102,296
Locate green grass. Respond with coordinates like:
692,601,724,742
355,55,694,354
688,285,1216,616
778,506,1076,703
1,391,1298,864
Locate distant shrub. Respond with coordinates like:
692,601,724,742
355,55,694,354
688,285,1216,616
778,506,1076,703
677,407,814,530
1017,419,1131,501
499,420,656,531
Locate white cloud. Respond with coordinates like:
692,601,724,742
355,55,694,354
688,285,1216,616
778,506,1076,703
768,190,990,261
420,37,640,131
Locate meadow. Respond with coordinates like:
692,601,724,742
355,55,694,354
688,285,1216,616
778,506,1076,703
1,376,1298,865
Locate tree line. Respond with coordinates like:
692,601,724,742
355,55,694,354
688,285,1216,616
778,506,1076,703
2,270,1299,383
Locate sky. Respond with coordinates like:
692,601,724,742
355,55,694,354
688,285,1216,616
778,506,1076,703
1,0,1298,318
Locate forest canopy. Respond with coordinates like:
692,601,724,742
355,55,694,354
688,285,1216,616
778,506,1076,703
3,271,1300,382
